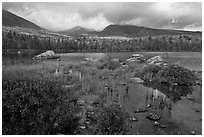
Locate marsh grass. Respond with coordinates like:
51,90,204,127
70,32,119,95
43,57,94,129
3,55,199,135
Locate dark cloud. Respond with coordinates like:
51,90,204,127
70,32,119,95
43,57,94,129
2,2,202,31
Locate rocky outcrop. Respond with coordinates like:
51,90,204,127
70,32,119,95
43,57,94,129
33,50,60,60
147,56,163,65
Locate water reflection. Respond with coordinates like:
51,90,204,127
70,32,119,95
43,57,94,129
144,83,193,103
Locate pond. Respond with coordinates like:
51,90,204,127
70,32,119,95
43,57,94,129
2,51,202,71
105,81,202,134
2,51,202,134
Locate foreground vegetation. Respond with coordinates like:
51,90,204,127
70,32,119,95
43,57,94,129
2,57,201,134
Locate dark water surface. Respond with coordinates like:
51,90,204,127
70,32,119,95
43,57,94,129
106,82,202,134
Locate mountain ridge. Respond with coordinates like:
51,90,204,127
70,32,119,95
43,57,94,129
2,10,41,30
2,10,201,37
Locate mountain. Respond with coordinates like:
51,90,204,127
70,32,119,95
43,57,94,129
2,10,41,30
99,24,201,37
59,26,98,36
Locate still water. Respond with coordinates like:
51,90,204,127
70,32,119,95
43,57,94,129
106,82,202,134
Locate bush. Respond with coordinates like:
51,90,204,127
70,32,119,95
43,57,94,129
141,64,197,86
96,104,128,135
97,59,121,70
2,72,81,135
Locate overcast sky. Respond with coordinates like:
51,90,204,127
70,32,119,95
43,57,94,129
2,2,202,31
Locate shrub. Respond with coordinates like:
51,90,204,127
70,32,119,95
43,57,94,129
140,64,197,86
97,59,121,70
96,104,128,135
2,72,81,135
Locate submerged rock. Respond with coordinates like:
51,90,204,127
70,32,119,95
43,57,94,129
191,130,196,135
146,113,161,121
130,77,144,83
135,109,148,113
129,117,138,122
154,121,160,126
159,124,168,128
146,104,152,108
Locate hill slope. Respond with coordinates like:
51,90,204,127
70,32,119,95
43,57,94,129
99,24,201,37
59,26,98,36
2,10,41,30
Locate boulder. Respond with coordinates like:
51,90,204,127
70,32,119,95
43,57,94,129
127,57,142,63
84,57,97,64
147,56,163,65
111,58,121,63
135,109,148,113
146,113,161,121
132,54,144,60
33,50,59,60
154,121,160,126
191,130,196,135
127,54,144,63
159,124,168,128
130,77,144,83
129,117,138,122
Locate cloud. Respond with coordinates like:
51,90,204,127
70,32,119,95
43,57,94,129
2,2,202,31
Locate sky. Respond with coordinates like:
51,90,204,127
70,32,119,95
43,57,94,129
2,2,202,32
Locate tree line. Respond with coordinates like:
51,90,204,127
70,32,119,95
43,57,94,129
2,30,202,52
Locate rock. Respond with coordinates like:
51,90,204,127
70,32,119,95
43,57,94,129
191,130,196,135
172,83,178,86
135,109,148,113
131,54,144,62
132,54,144,59
159,124,168,128
163,63,168,67
187,96,195,101
130,77,144,83
119,105,123,108
85,120,90,125
146,113,161,121
154,121,160,126
120,62,126,65
129,117,138,122
147,56,163,65
127,58,138,62
79,126,86,129
33,50,59,60
62,84,74,88
110,72,114,75
122,64,129,68
146,104,152,108
119,82,126,85
84,57,97,64
111,58,121,62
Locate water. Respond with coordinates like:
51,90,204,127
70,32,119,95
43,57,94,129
105,82,202,134
2,52,202,71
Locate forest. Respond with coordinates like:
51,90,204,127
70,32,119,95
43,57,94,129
2,30,202,52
